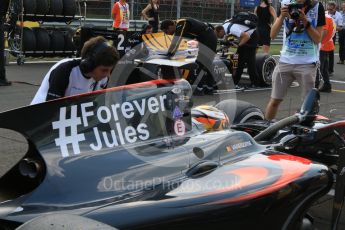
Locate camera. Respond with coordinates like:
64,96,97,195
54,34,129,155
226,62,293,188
288,1,304,20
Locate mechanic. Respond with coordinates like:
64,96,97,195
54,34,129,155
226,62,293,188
315,13,336,93
166,18,218,95
327,1,343,76
265,0,325,120
214,25,226,39
0,1,10,86
160,19,176,35
141,23,153,35
223,13,260,89
31,36,119,105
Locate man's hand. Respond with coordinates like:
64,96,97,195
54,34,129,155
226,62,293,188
280,5,290,18
271,5,288,39
298,8,309,27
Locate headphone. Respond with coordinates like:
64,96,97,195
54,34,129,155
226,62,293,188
80,41,111,74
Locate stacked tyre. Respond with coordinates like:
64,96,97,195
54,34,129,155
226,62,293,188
23,0,77,16
8,27,76,58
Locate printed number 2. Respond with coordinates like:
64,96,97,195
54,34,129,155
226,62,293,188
117,34,125,51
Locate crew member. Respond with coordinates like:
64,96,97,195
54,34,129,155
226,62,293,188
31,36,119,104
223,13,260,88
167,17,218,94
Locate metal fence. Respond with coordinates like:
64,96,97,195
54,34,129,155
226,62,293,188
82,0,344,24
83,0,344,23
83,0,262,23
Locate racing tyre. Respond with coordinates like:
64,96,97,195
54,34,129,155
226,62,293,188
215,99,264,124
63,28,76,51
35,0,49,15
255,53,276,86
63,0,77,16
23,0,36,15
33,28,50,51
50,30,65,51
48,0,63,15
16,213,118,230
22,27,37,52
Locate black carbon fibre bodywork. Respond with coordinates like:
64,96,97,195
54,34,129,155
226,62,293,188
0,80,334,229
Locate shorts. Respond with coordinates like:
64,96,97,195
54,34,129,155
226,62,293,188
271,62,316,100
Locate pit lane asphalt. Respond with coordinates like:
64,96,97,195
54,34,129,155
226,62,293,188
0,58,345,229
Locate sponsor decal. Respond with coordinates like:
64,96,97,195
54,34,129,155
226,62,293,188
174,119,186,136
52,95,167,157
226,141,253,152
213,65,228,75
173,106,183,120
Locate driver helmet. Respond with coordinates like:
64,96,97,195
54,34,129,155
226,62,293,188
192,105,230,131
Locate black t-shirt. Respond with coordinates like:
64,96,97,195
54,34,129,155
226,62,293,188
175,17,208,39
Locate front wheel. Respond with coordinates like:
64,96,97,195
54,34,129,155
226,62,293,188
215,99,264,124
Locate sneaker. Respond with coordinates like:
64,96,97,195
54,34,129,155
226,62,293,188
0,79,11,86
234,85,244,90
337,60,344,64
290,81,299,88
319,85,332,93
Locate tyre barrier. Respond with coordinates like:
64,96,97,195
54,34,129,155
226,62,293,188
50,30,65,51
63,28,77,51
36,0,49,15
63,0,77,16
48,0,63,15
8,27,77,58
22,28,37,52
23,0,77,16
23,0,37,15
33,27,51,51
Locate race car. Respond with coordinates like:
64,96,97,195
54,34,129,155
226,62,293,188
0,79,336,230
73,26,276,88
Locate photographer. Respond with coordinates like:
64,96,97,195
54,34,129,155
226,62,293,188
265,0,325,120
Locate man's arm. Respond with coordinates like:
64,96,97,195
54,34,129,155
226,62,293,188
238,32,250,46
111,3,119,19
46,65,70,101
336,13,343,31
271,5,288,39
300,3,325,44
269,6,278,24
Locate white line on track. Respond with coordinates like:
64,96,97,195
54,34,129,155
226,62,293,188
331,80,345,84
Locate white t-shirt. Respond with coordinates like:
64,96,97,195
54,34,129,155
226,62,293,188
223,22,255,37
329,11,343,27
31,58,109,105
280,2,325,64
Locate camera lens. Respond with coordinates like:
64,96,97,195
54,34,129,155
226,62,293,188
289,5,300,20
290,8,300,20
